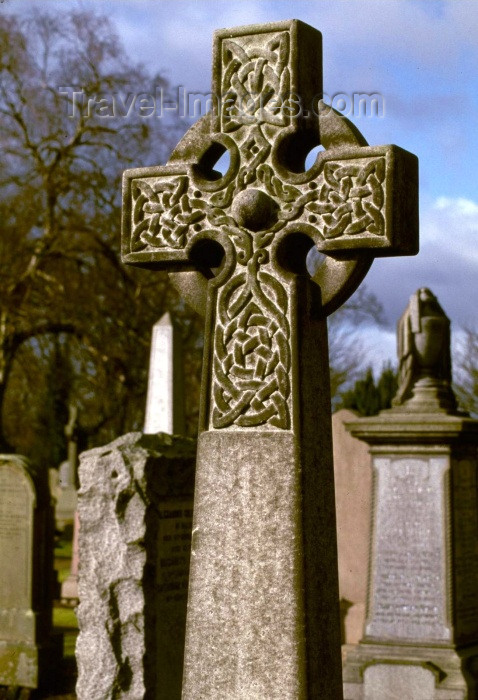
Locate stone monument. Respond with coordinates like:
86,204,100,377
121,19,418,698
144,312,185,435
60,510,80,606
60,405,81,604
56,404,79,530
332,409,372,645
343,288,478,699
0,455,60,689
76,314,195,698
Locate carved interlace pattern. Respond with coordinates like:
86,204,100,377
309,159,385,239
213,232,290,429
131,177,205,250
221,32,291,131
130,156,386,254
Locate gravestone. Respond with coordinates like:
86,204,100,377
56,405,79,531
76,433,195,700
0,455,60,689
60,509,80,605
121,19,418,698
144,312,185,435
60,405,81,603
332,409,372,644
343,289,478,699
76,314,194,699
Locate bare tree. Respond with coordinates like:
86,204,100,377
328,284,385,402
454,327,478,416
0,9,198,458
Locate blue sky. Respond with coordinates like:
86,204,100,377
6,0,478,372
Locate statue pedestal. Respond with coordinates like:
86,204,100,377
343,411,478,700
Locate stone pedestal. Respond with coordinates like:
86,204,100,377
343,412,478,700
0,455,61,689
75,432,196,700
61,509,80,605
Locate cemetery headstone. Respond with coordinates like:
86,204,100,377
55,404,79,531
120,19,418,699
332,409,372,644
60,510,80,606
76,314,195,699
75,433,195,700
343,288,478,700
144,312,185,435
0,455,60,689
60,406,81,604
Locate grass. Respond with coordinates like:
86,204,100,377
53,606,78,629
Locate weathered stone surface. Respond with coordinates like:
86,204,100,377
332,409,372,644
343,289,478,699
0,454,59,688
61,509,80,604
75,432,195,700
60,405,81,602
363,664,436,700
144,312,185,435
120,18,418,700
55,482,77,531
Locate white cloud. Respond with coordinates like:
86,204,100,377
435,197,478,218
364,195,478,333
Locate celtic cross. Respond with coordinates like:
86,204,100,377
122,20,418,700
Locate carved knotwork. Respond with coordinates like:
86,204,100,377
212,233,290,429
131,176,205,251
308,158,385,239
129,153,387,256
221,32,291,131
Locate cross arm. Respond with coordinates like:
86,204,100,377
122,164,199,269
277,143,418,258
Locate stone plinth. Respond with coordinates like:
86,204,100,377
75,432,196,700
332,409,372,644
55,482,77,531
0,455,60,689
343,411,478,700
61,509,80,605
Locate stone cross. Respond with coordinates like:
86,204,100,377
144,312,185,435
122,20,418,699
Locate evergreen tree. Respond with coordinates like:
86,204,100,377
338,364,397,416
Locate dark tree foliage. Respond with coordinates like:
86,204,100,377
0,9,202,463
337,364,398,417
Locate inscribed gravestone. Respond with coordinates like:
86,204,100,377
0,455,59,689
121,19,418,699
343,289,478,699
